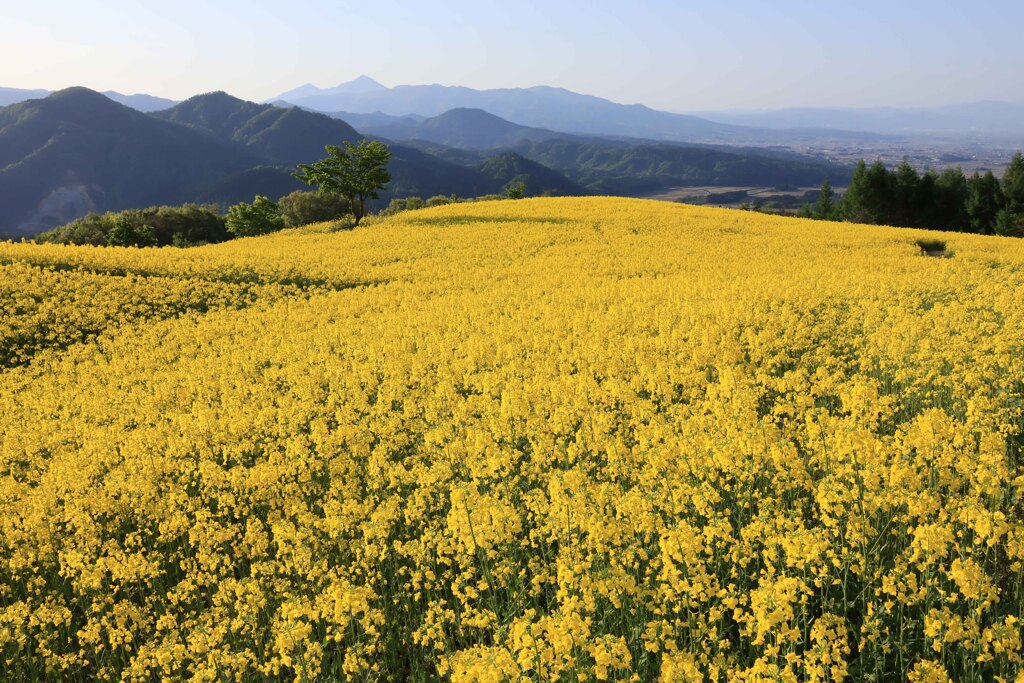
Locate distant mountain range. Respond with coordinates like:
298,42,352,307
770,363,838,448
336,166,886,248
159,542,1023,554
270,77,879,145
0,86,177,111
0,87,50,107
0,89,587,235
0,87,850,237
270,77,1024,143
5,79,1023,142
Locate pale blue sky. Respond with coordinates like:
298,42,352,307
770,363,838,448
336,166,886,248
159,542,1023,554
2,0,1021,110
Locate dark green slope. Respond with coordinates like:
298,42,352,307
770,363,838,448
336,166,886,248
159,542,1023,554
476,153,586,196
506,139,850,195
401,136,848,197
0,88,262,235
153,92,362,165
384,145,497,199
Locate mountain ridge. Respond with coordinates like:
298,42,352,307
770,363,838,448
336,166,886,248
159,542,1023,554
269,80,892,145
0,85,177,111
0,88,263,235
0,89,587,236
356,107,568,149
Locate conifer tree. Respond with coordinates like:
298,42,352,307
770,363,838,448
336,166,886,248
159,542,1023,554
813,178,834,220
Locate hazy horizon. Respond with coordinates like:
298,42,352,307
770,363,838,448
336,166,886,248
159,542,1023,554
3,0,1023,111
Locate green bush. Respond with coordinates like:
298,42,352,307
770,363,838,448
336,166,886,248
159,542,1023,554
107,213,157,247
225,196,284,237
382,197,426,216
505,181,527,199
425,194,460,208
278,190,352,228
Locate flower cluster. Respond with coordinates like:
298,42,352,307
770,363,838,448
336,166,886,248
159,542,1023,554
1,198,1022,681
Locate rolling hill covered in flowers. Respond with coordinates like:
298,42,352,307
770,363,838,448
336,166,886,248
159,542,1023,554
1,198,1022,681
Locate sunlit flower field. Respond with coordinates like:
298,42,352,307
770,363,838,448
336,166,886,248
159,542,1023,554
1,197,1022,682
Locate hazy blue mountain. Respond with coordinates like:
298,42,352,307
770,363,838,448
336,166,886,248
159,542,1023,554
271,78,890,145
274,76,388,103
263,106,427,131
0,86,49,107
329,111,426,130
0,86,178,111
102,91,179,112
693,101,1024,138
358,108,567,149
0,88,261,236
271,80,766,142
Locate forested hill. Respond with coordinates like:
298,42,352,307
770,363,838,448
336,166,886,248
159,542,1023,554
410,137,851,197
152,92,363,165
0,88,263,236
506,139,851,195
0,90,580,236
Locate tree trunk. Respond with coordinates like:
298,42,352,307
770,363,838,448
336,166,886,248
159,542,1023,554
350,194,362,226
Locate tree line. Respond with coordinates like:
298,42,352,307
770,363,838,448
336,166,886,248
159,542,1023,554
33,189,355,247
797,152,1024,236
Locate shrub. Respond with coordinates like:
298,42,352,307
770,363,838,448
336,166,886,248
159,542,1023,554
382,197,426,216
107,214,157,247
278,190,352,228
225,196,285,237
425,194,460,208
505,181,527,199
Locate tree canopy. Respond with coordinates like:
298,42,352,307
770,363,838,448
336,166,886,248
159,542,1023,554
225,196,285,237
294,140,392,226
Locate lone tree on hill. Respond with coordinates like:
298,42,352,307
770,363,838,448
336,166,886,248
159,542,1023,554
294,140,391,226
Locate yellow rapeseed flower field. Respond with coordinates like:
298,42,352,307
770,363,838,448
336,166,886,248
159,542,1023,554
1,197,1022,682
